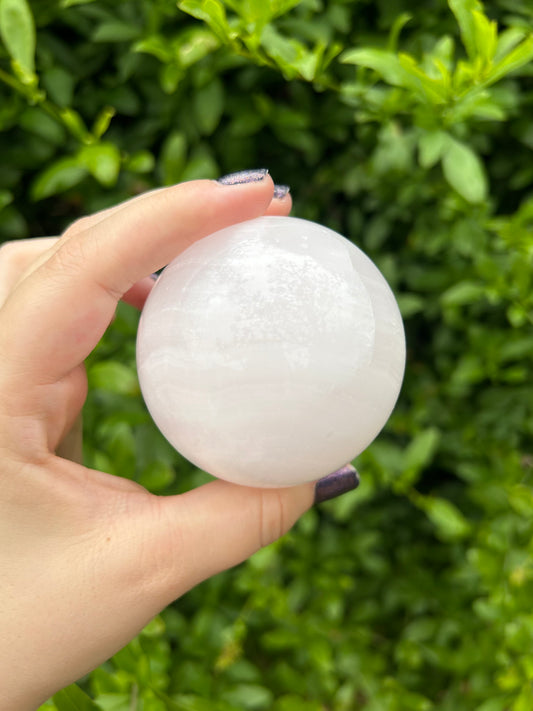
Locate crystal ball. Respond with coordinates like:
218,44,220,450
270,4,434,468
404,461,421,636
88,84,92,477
136,216,405,487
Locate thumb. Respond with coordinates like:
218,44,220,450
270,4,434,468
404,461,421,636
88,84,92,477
152,465,359,602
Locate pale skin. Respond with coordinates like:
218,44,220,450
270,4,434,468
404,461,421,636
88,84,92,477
0,177,316,710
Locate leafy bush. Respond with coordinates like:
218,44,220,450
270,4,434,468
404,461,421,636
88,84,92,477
2,0,533,709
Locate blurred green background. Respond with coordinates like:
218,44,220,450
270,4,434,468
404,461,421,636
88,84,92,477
1,0,533,709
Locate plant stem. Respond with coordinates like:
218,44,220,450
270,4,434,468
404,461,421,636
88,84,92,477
0,66,21,93
0,67,90,143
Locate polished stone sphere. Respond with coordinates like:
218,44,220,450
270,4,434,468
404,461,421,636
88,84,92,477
136,216,405,487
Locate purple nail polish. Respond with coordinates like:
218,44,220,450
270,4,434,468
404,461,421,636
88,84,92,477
314,464,360,504
217,169,269,185
273,184,290,200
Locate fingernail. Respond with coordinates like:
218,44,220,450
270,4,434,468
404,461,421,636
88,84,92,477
273,184,290,200
217,169,269,185
314,464,360,504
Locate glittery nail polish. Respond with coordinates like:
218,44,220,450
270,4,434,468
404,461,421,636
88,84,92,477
273,184,290,200
217,169,269,186
314,464,360,504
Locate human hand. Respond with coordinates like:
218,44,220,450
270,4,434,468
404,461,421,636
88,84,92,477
0,173,359,710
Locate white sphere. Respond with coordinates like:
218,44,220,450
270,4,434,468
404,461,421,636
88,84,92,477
136,216,405,487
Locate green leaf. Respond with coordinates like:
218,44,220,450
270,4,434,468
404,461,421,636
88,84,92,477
507,484,533,518
275,696,322,711
59,108,91,143
231,0,272,28
160,131,188,185
0,0,36,75
137,461,175,492
171,696,220,711
404,428,441,475
93,695,129,711
31,156,88,200
418,130,448,168
53,683,101,711
103,422,136,477
441,280,486,306
160,63,184,94
134,35,172,63
441,137,487,203
230,0,302,26
270,0,303,19
341,48,447,103
92,106,116,140
141,615,166,638
474,699,510,711
20,108,66,144
125,150,154,174
180,143,218,181
416,495,472,541
487,35,533,85
469,10,498,66
90,668,128,696
494,27,526,62
261,25,315,80
175,27,220,68
92,21,141,43
193,78,224,135
448,0,484,60
88,361,139,396
398,54,448,102
221,684,274,709
341,47,412,85
499,337,533,363
138,694,166,711
79,143,121,187
61,0,95,6
0,189,13,212
42,66,74,107
514,684,533,711
388,12,412,52
178,0,233,44
396,293,425,318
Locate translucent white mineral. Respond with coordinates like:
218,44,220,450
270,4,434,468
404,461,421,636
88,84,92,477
136,216,406,487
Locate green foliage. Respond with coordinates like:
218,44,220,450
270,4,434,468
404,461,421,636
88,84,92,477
0,0,35,76
53,684,101,711
1,0,533,708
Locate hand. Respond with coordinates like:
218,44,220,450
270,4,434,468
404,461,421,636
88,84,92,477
0,174,358,710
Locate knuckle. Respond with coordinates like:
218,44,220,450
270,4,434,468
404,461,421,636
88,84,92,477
46,235,87,277
62,215,93,238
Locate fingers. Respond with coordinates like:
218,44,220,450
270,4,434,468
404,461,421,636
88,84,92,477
156,479,314,597
116,185,291,311
0,180,290,319
123,186,292,310
121,276,157,311
0,237,157,316
150,461,357,599
0,192,171,310
0,177,277,386
265,187,292,215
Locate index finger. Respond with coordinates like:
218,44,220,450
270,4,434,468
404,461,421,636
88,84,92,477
0,176,277,386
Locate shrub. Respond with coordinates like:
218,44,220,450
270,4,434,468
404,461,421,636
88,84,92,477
1,0,533,709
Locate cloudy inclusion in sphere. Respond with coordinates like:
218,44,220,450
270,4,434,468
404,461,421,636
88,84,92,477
136,216,406,487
